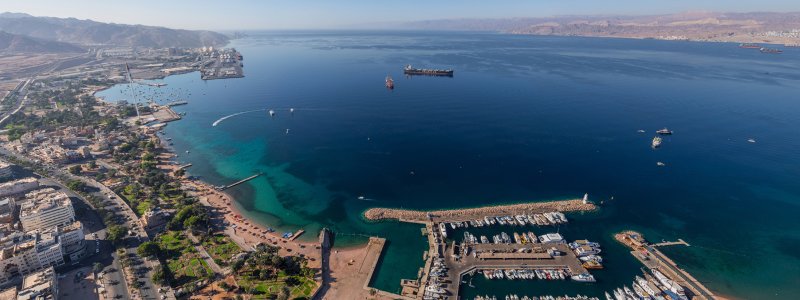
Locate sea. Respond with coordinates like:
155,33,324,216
96,31,800,299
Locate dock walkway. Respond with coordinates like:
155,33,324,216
653,239,690,247
364,199,596,223
218,172,262,190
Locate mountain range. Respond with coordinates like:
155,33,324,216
0,30,84,53
0,12,229,50
404,11,800,44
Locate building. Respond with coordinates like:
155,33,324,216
0,221,83,285
57,222,85,261
17,267,57,300
0,230,63,284
0,178,39,198
0,287,17,300
19,189,75,232
140,208,172,231
0,198,14,224
0,160,12,180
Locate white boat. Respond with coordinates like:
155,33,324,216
633,282,652,299
579,255,603,263
269,109,275,117
570,273,596,282
613,289,626,300
439,223,447,238
539,233,564,244
605,292,614,300
636,275,659,296
575,245,602,257
623,286,637,299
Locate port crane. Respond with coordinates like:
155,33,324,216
123,62,141,120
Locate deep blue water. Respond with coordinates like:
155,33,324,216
97,31,800,299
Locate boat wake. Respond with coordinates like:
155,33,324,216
212,109,266,127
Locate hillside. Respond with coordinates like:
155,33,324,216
0,30,84,53
0,12,229,48
405,12,800,44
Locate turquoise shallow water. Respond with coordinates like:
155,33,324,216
98,31,800,299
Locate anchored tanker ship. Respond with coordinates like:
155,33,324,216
404,64,454,76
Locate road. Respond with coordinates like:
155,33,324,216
0,78,33,126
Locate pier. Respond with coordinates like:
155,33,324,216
616,231,715,300
177,163,193,170
217,172,262,190
165,100,188,107
653,239,690,247
364,199,596,223
288,229,305,241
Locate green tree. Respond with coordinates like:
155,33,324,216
68,165,82,175
136,241,160,258
107,225,128,246
66,180,86,192
93,262,103,274
151,265,169,285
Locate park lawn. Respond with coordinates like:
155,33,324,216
237,274,317,299
135,201,150,216
201,235,241,265
159,231,213,286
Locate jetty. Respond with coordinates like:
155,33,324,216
288,229,305,241
616,231,715,299
217,172,262,190
364,199,596,223
165,100,188,107
653,239,690,247
178,163,193,170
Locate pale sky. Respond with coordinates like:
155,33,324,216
2,0,799,30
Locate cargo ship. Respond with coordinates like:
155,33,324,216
385,75,394,89
404,64,454,76
760,47,783,54
738,43,761,49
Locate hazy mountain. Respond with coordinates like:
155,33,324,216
404,12,800,43
0,30,84,53
0,12,229,48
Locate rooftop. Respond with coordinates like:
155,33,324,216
18,267,56,300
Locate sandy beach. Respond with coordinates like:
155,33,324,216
156,156,322,266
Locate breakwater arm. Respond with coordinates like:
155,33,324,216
363,199,596,223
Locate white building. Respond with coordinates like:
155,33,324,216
17,266,57,300
19,189,75,232
0,230,63,284
0,198,14,224
0,178,39,198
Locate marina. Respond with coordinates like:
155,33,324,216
365,198,602,300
